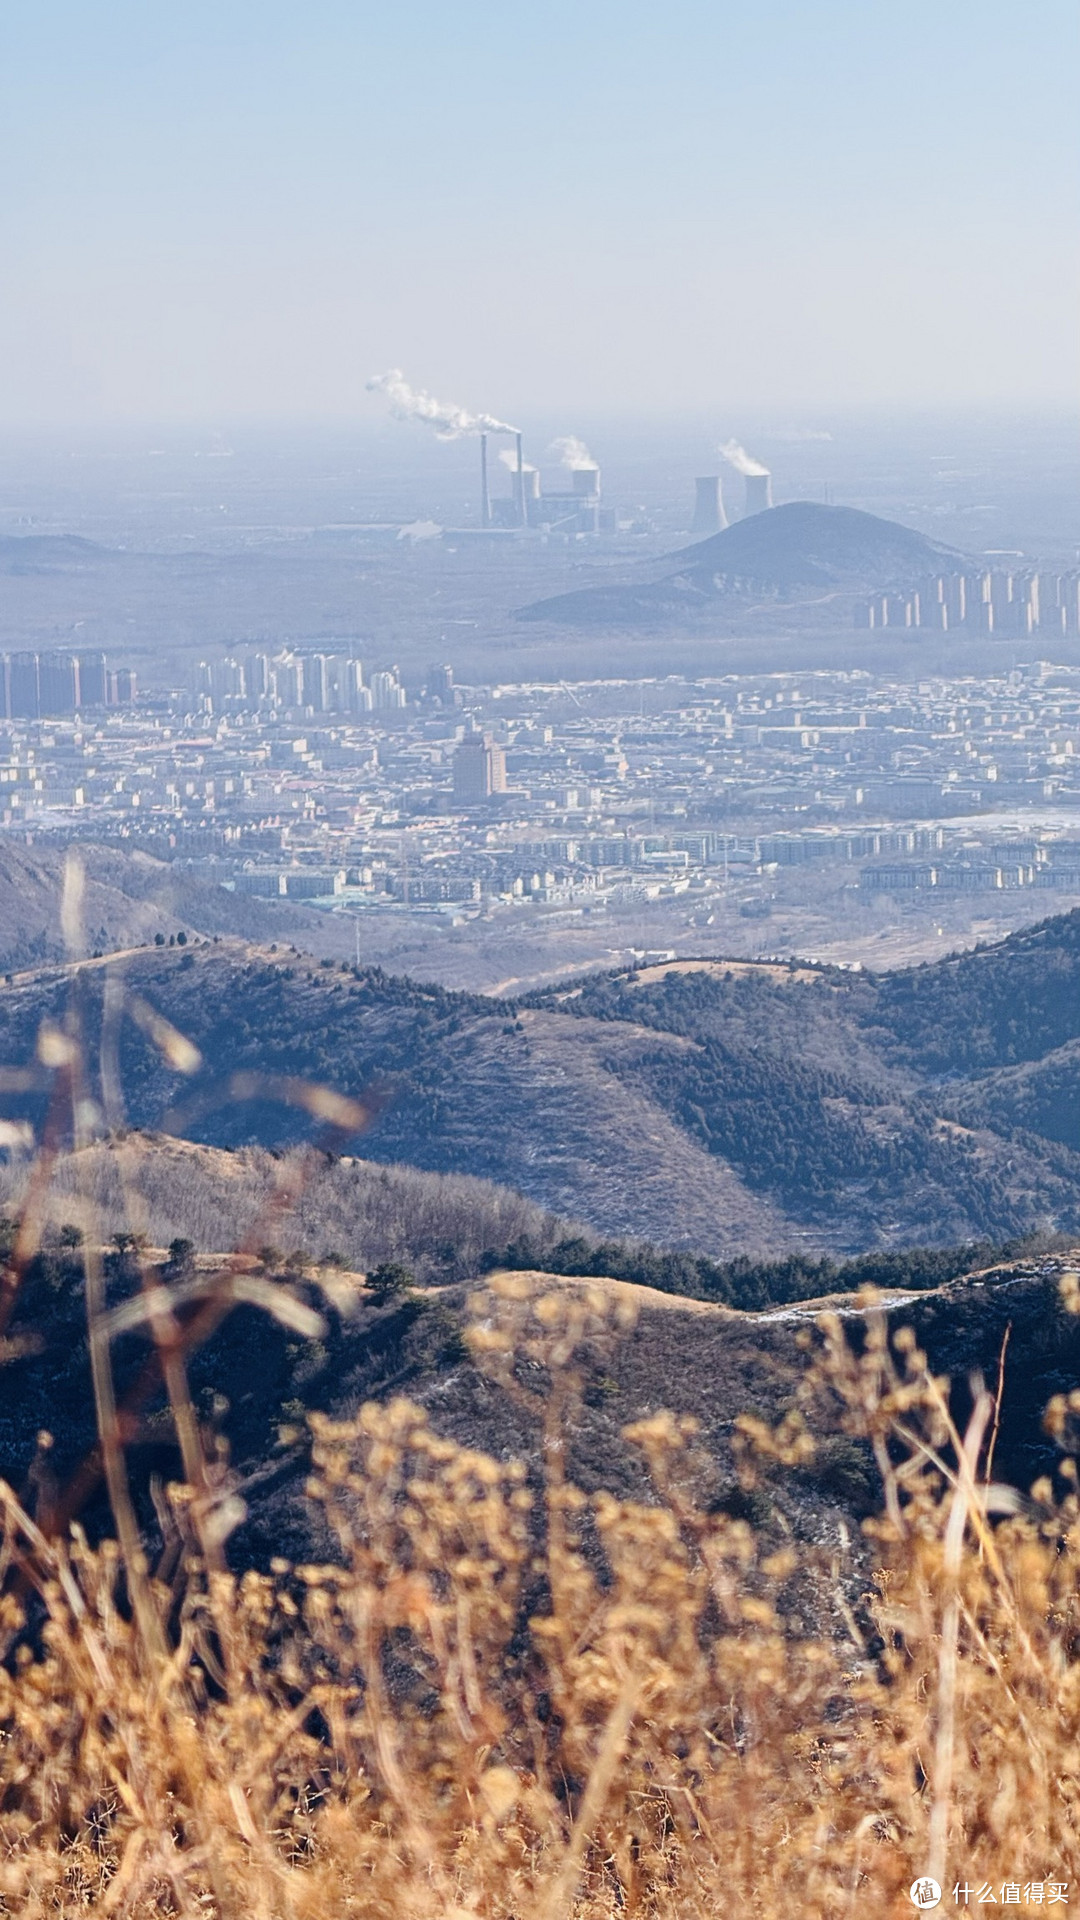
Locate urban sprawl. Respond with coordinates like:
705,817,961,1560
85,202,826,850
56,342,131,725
5,647,1080,924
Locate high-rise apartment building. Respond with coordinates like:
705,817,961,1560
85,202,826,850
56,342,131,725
77,652,108,707
107,668,138,705
38,652,79,715
0,649,122,716
452,729,508,805
8,652,39,720
370,669,406,711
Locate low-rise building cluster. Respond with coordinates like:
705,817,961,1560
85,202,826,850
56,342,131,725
5,652,1080,925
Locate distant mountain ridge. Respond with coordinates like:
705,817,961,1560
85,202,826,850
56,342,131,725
518,500,968,625
0,533,113,569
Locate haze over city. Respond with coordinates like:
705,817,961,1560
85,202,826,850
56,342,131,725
2,0,1077,428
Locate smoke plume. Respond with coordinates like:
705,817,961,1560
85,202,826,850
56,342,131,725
367,369,518,439
549,435,594,471
498,449,536,472
720,438,770,478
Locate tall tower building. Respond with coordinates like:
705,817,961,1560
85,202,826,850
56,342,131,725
76,652,107,708
453,730,507,805
370,668,406,710
8,652,39,720
38,652,78,715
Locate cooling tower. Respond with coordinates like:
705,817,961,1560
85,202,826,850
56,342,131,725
691,476,727,536
572,467,600,498
744,473,773,516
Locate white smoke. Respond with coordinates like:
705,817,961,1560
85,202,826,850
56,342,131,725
498,449,537,472
720,438,771,478
367,369,518,439
549,435,594,471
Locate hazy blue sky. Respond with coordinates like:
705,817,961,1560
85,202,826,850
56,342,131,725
2,1,1076,427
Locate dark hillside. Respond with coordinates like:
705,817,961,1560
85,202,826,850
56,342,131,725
866,907,1080,1074
948,1041,1080,1153
668,501,964,589
0,534,110,569
0,949,788,1253
0,1232,1076,1579
550,964,1080,1241
517,502,965,623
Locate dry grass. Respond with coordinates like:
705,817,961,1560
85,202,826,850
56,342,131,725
0,1133,571,1286
0,866,1077,1915
0,1270,1076,1916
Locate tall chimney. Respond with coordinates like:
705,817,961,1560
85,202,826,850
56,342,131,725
744,473,773,516
514,432,525,526
691,476,727,536
480,432,490,528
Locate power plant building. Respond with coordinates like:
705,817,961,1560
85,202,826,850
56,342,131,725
484,442,607,534
691,477,727,537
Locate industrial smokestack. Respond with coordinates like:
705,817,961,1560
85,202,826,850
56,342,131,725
515,432,525,527
480,433,490,528
691,476,727,536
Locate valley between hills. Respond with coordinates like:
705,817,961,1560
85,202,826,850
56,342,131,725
4,903,1080,1258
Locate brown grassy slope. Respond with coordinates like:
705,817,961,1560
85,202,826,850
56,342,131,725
391,1256,1080,1530
0,1133,572,1282
0,946,796,1255
418,1005,792,1253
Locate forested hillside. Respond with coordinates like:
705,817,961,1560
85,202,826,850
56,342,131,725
867,911,1080,1072
3,911,1080,1253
